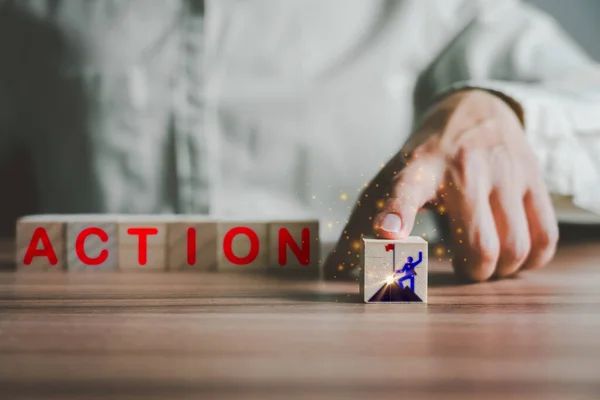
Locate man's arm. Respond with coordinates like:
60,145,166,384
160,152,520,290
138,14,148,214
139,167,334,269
414,0,600,216
415,251,422,265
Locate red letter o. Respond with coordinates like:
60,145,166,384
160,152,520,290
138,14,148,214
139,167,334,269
223,227,259,265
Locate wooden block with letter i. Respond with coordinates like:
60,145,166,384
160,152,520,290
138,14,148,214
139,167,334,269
361,237,428,303
16,215,67,271
167,216,218,271
267,220,319,270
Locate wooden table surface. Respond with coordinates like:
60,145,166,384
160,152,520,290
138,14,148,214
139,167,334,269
0,236,599,400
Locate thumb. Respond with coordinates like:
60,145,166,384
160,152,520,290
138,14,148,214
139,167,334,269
373,154,445,239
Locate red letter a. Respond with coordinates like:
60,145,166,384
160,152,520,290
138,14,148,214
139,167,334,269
23,227,58,266
278,228,310,266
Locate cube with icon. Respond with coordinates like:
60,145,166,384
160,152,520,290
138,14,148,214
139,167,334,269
361,237,428,303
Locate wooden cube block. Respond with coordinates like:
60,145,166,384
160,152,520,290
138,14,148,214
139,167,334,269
16,215,67,271
167,217,218,271
361,237,428,303
117,215,173,271
267,220,319,269
66,216,119,271
217,221,268,271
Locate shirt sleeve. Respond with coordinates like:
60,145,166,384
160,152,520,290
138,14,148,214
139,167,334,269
414,0,600,216
0,80,16,163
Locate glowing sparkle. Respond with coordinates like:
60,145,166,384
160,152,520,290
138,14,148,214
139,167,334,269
337,265,344,271
339,193,348,202
327,222,333,229
312,195,317,200
434,245,445,257
456,227,463,234
437,205,446,214
376,199,385,209
385,275,395,285
351,240,361,251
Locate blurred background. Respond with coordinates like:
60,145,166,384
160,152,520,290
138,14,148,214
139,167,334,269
527,0,600,61
0,0,599,240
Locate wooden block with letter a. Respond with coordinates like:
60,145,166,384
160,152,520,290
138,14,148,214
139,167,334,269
66,215,118,271
167,216,218,271
361,237,428,303
217,221,268,271
267,220,319,269
16,215,66,271
117,215,172,271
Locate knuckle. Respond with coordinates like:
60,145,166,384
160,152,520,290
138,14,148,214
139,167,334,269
502,239,531,266
455,232,499,282
449,146,485,187
456,258,494,282
470,232,500,267
535,225,559,251
525,227,559,271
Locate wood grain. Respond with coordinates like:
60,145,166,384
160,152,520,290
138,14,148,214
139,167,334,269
0,239,599,399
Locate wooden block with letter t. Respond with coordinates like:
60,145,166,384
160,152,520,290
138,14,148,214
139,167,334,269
361,237,428,303
167,216,218,271
117,215,172,271
16,215,67,271
267,220,319,270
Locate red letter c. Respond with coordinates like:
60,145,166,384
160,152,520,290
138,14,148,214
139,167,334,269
76,227,109,266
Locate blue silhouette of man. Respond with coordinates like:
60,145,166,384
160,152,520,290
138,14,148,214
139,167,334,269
395,251,423,292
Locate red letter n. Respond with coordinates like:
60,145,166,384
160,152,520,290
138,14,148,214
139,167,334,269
278,228,310,266
23,227,58,266
127,228,158,266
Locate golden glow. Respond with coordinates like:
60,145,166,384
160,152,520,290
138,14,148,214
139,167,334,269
434,245,445,257
351,240,361,251
385,275,395,285
339,192,348,202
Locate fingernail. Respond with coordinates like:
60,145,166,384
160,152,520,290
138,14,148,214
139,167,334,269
381,214,402,233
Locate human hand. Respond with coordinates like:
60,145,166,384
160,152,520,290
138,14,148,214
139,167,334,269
326,90,559,282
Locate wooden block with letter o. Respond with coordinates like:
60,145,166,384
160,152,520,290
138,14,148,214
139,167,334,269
361,237,428,303
217,221,268,271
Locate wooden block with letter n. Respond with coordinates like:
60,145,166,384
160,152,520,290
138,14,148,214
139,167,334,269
167,216,218,271
16,215,67,271
267,220,319,270
66,215,119,271
217,221,268,271
117,215,172,271
361,237,428,303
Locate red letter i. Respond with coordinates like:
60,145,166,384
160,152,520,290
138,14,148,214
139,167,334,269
187,227,196,265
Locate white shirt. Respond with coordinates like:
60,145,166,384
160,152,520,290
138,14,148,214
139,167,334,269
1,0,599,242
